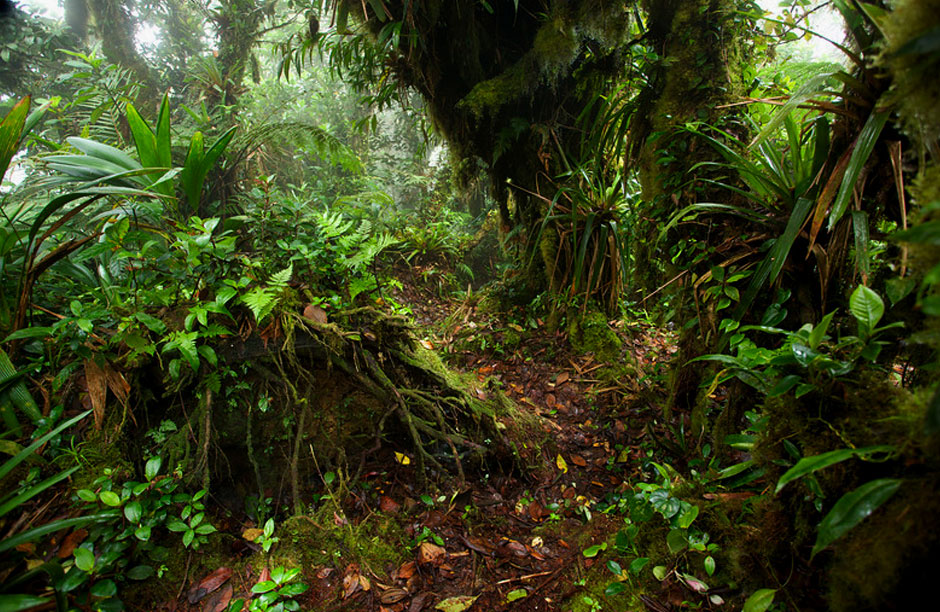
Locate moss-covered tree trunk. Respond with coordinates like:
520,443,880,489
627,0,751,420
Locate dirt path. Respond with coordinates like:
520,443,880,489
173,271,678,612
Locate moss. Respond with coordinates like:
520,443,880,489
273,505,406,574
827,476,940,611
568,309,622,362
880,0,940,145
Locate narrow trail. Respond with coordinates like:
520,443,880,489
175,268,679,612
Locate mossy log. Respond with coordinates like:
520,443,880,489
212,307,546,491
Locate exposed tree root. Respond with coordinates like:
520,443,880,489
212,307,547,488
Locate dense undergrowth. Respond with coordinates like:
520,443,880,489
2,1,939,611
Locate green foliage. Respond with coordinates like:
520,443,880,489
225,566,308,612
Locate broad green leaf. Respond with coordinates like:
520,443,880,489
127,565,154,580
704,556,716,576
776,445,893,493
629,557,650,574
90,579,117,598
652,565,668,581
582,542,607,557
135,525,151,541
666,529,687,554
742,589,777,612
124,501,142,523
506,588,527,602
849,285,884,335
145,456,162,481
66,137,140,171
808,311,835,350
74,547,95,572
812,478,901,557
99,491,121,507
126,103,157,168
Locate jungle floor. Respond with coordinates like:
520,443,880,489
148,264,685,612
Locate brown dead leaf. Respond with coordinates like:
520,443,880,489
556,372,570,385
409,592,433,612
398,561,416,579
303,304,328,325
84,359,108,430
343,563,363,599
545,393,556,407
203,583,233,612
15,542,35,554
316,567,335,579
527,500,544,522
380,587,410,604
187,567,232,604
419,339,434,350
334,511,349,526
57,528,88,558
417,542,446,566
570,454,587,467
380,495,401,513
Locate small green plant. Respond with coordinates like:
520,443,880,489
226,566,308,612
257,518,279,554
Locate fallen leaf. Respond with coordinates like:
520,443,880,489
380,587,410,604
398,561,416,579
57,528,88,558
410,592,433,612
242,528,263,542
570,454,587,467
417,542,446,566
203,583,233,612
188,567,232,604
316,567,334,579
394,452,412,465
343,564,363,599
84,359,108,430
555,454,568,473
15,542,35,554
334,511,349,527
556,372,570,385
528,500,544,522
380,495,401,513
419,339,434,350
303,304,328,324
434,595,479,612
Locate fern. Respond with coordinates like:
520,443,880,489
231,121,361,174
240,287,277,324
269,263,293,288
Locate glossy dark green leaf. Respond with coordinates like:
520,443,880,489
776,445,893,493
90,579,117,598
128,565,154,580
849,285,884,335
742,589,776,612
74,547,95,572
812,478,901,557
0,594,51,612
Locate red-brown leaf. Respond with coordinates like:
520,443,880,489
188,567,232,604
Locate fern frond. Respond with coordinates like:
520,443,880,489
232,121,361,173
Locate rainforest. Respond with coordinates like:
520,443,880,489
1,1,938,611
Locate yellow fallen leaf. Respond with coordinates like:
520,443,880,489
394,452,411,465
617,449,630,463
419,339,434,350
556,454,568,473
242,528,264,542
